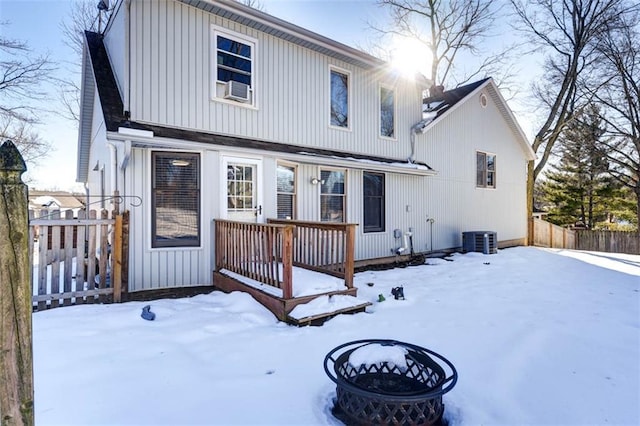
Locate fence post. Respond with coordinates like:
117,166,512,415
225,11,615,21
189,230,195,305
0,141,34,425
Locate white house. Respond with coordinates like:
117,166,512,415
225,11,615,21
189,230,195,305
77,0,535,292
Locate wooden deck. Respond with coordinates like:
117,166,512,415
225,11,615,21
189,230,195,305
213,219,366,323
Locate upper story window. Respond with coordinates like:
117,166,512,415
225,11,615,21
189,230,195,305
320,169,346,222
212,28,255,105
152,151,201,248
363,172,385,233
380,86,395,139
476,151,496,188
330,67,350,129
276,163,296,219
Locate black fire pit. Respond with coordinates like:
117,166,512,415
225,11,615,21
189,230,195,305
324,339,457,426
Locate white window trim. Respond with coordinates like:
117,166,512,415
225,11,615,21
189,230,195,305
379,83,397,141
276,161,298,220
219,155,264,221
210,25,258,109
362,171,387,234
319,167,347,222
476,150,497,190
328,65,352,132
147,148,204,252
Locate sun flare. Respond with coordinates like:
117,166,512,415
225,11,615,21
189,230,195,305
390,35,430,78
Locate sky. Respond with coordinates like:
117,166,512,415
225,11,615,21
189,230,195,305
0,0,540,192
32,246,640,424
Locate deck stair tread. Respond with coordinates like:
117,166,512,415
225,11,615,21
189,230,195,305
287,295,372,326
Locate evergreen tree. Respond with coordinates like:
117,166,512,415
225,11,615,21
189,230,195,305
540,105,618,228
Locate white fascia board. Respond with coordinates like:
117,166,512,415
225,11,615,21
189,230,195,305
107,131,438,177
118,127,154,138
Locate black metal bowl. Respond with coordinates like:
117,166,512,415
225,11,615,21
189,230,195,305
324,339,457,425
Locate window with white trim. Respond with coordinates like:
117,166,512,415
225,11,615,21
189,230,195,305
151,152,200,248
320,169,346,222
380,86,395,138
330,68,350,128
363,172,385,232
212,28,255,104
276,163,296,219
476,151,496,188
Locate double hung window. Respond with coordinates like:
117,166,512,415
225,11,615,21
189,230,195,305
320,169,346,222
476,151,496,188
216,34,253,86
276,164,296,219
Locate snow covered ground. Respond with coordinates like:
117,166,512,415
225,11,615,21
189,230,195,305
33,247,639,425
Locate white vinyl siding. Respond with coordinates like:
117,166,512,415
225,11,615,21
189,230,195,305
127,0,424,159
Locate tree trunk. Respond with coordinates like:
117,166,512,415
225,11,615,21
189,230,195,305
527,159,535,244
0,140,34,426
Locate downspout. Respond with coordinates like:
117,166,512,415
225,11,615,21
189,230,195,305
107,142,118,197
125,0,131,114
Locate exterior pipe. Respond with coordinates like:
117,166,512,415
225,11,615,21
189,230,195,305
107,142,118,196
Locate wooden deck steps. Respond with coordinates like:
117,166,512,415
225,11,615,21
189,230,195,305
287,295,372,326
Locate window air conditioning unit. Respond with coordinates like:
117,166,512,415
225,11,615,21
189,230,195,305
462,231,497,254
224,80,251,102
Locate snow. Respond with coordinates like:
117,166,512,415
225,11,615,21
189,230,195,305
221,264,346,298
33,247,639,425
288,294,370,320
348,343,408,371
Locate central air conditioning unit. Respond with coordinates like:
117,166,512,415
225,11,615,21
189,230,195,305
462,231,497,254
224,80,251,102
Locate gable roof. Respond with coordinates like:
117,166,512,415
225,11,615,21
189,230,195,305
421,78,536,161
77,31,435,180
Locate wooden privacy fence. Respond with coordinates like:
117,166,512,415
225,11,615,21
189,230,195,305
29,209,129,311
575,230,640,254
530,217,576,249
214,219,356,299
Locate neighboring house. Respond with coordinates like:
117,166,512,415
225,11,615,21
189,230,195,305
77,0,535,292
28,190,85,218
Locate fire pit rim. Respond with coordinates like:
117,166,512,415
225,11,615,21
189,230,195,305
323,338,458,403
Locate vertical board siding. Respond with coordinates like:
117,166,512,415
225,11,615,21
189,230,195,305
128,0,423,160
125,148,212,292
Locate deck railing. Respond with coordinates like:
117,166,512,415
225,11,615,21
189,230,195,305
214,220,294,298
268,219,357,288
214,219,357,299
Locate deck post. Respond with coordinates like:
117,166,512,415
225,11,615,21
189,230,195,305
281,225,293,299
112,213,123,303
344,224,356,289
0,140,34,425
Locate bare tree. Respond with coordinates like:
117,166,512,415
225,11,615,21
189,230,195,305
585,8,640,226
236,0,266,11
58,1,108,123
509,0,626,224
373,0,514,88
0,28,54,123
0,116,51,168
0,26,53,172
